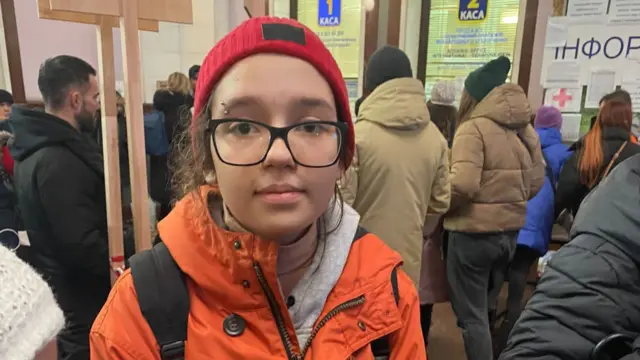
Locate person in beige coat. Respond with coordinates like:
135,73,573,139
444,56,545,360
341,45,450,307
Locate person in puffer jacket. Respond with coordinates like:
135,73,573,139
494,106,572,353
444,56,545,360
500,153,640,360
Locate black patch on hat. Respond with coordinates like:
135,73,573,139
261,23,306,45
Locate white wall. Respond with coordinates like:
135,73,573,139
400,0,421,77
527,0,554,110
139,0,212,102
0,4,10,92
270,0,291,17
1,0,247,103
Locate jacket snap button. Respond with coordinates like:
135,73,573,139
223,314,246,337
232,240,242,250
242,280,250,288
357,320,366,331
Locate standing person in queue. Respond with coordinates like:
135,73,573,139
0,89,13,123
555,100,640,217
0,89,16,242
494,106,572,353
445,56,545,360
150,72,192,219
9,55,110,360
419,79,458,348
427,80,458,147
187,64,200,107
90,16,425,359
342,45,451,293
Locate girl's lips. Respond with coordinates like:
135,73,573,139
256,191,303,204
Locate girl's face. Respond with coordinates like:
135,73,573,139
209,54,343,242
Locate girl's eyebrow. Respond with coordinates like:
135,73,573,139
219,95,334,114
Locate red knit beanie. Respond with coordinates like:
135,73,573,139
193,16,355,168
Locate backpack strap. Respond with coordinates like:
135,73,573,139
354,228,401,357
369,264,401,357
601,141,628,180
129,241,189,360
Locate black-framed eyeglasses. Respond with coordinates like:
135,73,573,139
208,119,347,168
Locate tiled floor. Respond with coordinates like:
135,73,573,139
427,302,467,360
426,284,535,360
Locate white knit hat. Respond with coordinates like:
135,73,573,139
430,80,456,106
0,246,65,360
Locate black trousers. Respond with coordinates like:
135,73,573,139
420,303,434,351
495,245,539,355
447,231,517,360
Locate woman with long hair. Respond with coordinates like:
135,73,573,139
90,16,425,359
166,72,191,96
556,100,640,216
445,56,545,360
151,72,193,218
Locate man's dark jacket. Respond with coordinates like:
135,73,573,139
9,106,110,357
500,153,640,360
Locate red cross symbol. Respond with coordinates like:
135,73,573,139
552,88,573,108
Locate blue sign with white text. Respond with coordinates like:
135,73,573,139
458,0,488,22
319,0,341,27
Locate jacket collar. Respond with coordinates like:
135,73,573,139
158,186,405,353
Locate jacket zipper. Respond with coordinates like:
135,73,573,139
299,295,366,359
253,261,298,360
254,260,367,359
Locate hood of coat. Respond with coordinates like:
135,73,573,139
8,106,103,179
571,153,640,264
357,78,431,130
466,83,531,129
537,127,564,149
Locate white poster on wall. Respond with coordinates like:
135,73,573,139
567,0,608,18
541,17,640,86
585,69,617,108
545,18,568,48
543,61,582,89
561,113,583,142
544,88,583,112
609,0,640,25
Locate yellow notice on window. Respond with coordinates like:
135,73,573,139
297,0,363,78
426,0,520,101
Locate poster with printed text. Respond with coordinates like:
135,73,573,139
424,0,519,100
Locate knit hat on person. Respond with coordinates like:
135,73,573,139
0,90,13,105
365,45,413,93
535,106,563,130
430,80,456,106
464,56,511,102
0,245,65,360
194,16,355,168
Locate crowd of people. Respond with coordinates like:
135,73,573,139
0,15,640,360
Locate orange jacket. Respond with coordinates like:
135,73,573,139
90,189,426,359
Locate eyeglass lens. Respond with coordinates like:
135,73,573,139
214,121,342,167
